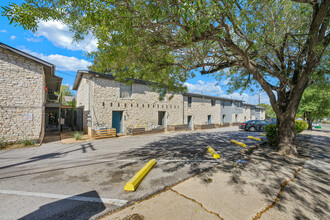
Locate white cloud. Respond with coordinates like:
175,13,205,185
25,37,42,42
10,35,16,40
34,20,98,52
184,80,224,96
221,78,231,86
184,80,271,105
223,92,270,105
0,30,7,33
20,48,92,71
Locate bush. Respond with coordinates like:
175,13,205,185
265,121,308,146
265,124,277,147
73,131,84,140
21,139,34,146
295,120,308,134
0,139,5,149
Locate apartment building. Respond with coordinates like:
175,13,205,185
73,70,265,134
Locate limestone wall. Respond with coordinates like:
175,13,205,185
76,76,91,133
0,48,45,142
183,96,221,126
79,76,184,132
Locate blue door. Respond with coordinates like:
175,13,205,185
208,115,212,124
112,111,122,133
187,116,192,128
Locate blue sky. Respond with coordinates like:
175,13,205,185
0,0,269,105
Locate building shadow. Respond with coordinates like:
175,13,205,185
19,190,106,220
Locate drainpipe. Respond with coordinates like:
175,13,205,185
87,76,92,136
182,94,185,124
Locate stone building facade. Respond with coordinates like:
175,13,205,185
73,70,265,134
74,71,183,134
0,43,62,142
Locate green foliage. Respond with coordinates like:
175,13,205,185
21,139,34,146
2,0,327,97
258,103,276,119
295,121,308,134
0,139,5,149
266,121,308,146
297,73,330,121
73,131,84,140
55,85,74,104
265,124,277,147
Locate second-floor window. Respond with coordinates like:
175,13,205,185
211,99,216,106
188,97,192,107
120,83,132,98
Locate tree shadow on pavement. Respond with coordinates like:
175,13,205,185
19,190,107,220
117,130,329,219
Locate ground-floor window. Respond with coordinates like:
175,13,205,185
222,114,225,122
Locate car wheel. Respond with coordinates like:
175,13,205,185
249,126,256,132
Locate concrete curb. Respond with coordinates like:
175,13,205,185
206,146,220,159
124,159,156,191
248,136,262,141
231,139,246,147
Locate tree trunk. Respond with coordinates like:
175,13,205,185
276,114,298,157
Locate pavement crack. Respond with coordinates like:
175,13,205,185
252,166,304,220
169,188,224,220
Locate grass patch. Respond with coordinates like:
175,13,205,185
73,131,84,140
21,139,34,146
0,139,6,150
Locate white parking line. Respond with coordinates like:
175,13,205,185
0,189,128,206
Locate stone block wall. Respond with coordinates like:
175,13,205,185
76,76,90,133
242,105,252,121
76,75,184,133
183,96,221,126
0,48,45,142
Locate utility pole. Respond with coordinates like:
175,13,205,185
258,94,260,105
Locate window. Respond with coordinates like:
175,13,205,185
188,97,192,107
208,115,212,124
211,99,216,106
222,115,225,122
120,83,132,98
222,102,225,108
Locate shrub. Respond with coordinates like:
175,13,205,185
73,131,84,140
295,120,308,134
265,124,277,147
21,139,34,146
0,139,5,149
265,121,308,146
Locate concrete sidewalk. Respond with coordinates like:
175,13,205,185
104,130,330,220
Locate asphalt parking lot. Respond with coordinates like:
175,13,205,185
0,126,266,219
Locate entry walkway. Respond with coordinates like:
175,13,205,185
106,130,330,220
43,127,60,143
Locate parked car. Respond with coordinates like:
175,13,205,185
239,120,257,130
265,118,277,124
244,120,270,132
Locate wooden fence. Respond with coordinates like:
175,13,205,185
167,124,189,132
127,127,165,135
92,128,116,139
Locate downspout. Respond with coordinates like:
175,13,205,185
182,94,185,124
87,75,92,136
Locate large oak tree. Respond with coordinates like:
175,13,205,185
3,0,329,156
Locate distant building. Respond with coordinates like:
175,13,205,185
73,70,265,135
